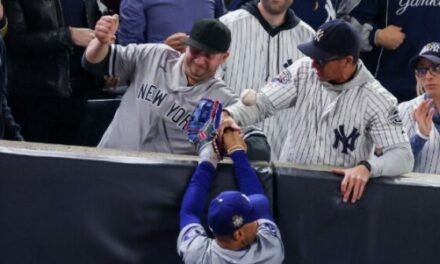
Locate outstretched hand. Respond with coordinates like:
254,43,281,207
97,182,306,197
332,165,370,203
95,14,119,44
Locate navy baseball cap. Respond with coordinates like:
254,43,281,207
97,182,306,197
409,42,440,68
208,191,267,235
298,19,361,61
184,18,231,54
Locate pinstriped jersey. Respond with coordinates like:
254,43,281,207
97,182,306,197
99,44,238,153
177,219,284,264
226,57,409,167
398,95,440,174
219,8,315,160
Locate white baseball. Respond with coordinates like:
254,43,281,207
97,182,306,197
240,89,257,106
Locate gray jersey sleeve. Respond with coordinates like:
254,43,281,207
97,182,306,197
364,82,410,148
254,219,285,264
177,224,210,263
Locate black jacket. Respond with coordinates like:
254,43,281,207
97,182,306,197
4,0,101,97
0,36,22,140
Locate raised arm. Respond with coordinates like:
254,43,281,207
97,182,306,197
180,99,223,229
85,15,118,63
223,129,273,221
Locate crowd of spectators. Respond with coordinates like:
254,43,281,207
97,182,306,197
1,1,439,172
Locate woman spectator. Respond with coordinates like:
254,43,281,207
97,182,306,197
399,42,440,174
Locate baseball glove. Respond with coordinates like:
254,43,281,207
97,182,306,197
187,98,223,156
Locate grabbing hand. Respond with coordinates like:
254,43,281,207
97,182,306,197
70,28,95,47
165,32,188,53
375,25,405,50
332,165,370,203
413,98,434,137
223,129,247,155
94,14,119,45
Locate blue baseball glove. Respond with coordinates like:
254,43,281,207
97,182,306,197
187,98,223,156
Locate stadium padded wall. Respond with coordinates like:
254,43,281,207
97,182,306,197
0,142,439,264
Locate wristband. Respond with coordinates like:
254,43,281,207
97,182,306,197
357,160,372,173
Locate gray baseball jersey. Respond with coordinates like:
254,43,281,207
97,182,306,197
219,7,315,160
398,95,440,174
99,44,238,153
177,219,284,264
226,57,409,168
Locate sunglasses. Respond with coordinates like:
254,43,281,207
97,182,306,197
415,64,440,78
315,56,343,68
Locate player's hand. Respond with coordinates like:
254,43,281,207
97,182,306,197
413,98,434,137
218,111,241,143
165,32,188,53
332,165,370,203
95,14,119,45
70,27,95,47
375,25,405,50
223,129,246,155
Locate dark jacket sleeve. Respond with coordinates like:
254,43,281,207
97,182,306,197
0,36,23,140
350,0,382,46
3,0,74,56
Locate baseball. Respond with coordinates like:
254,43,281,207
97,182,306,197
240,89,257,106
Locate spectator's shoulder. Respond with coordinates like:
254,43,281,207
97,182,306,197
220,9,253,26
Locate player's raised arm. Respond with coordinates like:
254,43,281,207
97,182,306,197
179,99,223,229
223,129,273,221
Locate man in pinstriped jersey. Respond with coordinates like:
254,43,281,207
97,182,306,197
218,0,315,160
222,19,414,203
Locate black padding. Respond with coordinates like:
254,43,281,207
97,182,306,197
0,151,273,263
275,166,440,264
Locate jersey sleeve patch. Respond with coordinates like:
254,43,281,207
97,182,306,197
259,221,279,238
271,69,292,85
387,106,403,126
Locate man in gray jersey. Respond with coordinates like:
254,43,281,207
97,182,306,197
83,15,239,154
222,19,414,203
218,0,315,160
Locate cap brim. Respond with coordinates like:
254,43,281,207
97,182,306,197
409,54,440,68
298,40,335,60
248,194,270,221
183,37,220,54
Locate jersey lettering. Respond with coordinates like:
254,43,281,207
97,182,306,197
333,125,360,154
137,83,168,107
166,102,191,130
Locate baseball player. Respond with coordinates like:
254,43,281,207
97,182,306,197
218,0,315,160
398,42,440,174
82,16,238,154
222,19,414,203
178,99,284,264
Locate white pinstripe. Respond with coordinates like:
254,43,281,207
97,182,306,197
227,57,409,167
219,9,315,160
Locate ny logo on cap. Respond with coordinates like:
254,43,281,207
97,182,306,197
315,29,324,42
420,43,440,54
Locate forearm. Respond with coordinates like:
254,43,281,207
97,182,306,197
179,162,216,229
82,45,110,77
369,143,414,177
230,150,265,195
225,93,276,127
85,38,110,64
